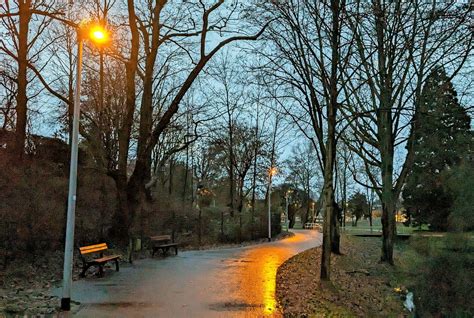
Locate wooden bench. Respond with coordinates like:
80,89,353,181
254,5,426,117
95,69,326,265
150,235,179,256
79,243,121,277
304,222,322,230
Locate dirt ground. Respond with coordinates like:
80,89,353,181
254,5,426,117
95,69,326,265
276,234,409,317
0,250,65,316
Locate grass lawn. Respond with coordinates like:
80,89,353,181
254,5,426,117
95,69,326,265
289,217,429,234
341,217,423,235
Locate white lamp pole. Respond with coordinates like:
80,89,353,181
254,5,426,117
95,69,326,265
285,192,289,231
59,21,110,311
61,35,83,311
267,173,272,241
267,167,277,241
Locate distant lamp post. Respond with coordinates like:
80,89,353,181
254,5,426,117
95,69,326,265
267,167,278,241
285,189,293,231
61,21,111,312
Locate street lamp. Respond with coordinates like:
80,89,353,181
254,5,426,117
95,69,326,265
267,167,277,241
89,25,109,45
61,21,110,311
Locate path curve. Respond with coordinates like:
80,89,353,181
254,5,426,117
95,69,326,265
59,230,322,317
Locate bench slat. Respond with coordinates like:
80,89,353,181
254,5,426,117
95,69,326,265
150,235,171,241
81,247,108,254
155,243,178,248
80,243,108,254
94,255,121,263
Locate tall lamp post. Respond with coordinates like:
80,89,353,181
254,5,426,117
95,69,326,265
267,167,277,241
61,21,110,311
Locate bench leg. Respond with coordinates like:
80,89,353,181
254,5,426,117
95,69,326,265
115,259,119,272
174,246,178,255
98,264,104,277
152,247,156,257
80,263,91,278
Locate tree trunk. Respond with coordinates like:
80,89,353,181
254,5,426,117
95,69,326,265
250,154,257,238
14,0,31,157
368,192,373,228
228,156,235,216
380,164,395,264
227,105,236,217
263,117,279,236
331,201,341,254
378,103,396,263
320,179,335,280
127,157,150,238
342,158,348,227
198,207,202,246
378,78,396,264
220,210,224,241
112,175,131,243
320,0,340,281
183,143,189,201
111,0,139,241
190,147,195,205
306,175,311,222
288,205,296,228
250,111,259,239
237,179,244,243
374,0,396,265
168,158,174,195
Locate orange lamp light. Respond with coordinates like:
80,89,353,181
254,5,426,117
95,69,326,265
269,167,278,176
88,24,109,45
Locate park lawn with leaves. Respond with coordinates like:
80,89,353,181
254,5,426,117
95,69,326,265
276,234,407,317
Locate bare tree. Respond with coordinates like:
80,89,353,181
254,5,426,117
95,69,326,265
335,139,353,228
0,62,17,131
205,53,246,216
0,0,72,156
285,142,321,225
108,1,271,240
253,0,351,280
342,0,472,263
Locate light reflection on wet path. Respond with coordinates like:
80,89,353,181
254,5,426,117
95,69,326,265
60,230,321,317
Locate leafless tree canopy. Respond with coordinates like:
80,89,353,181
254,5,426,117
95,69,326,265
0,0,472,282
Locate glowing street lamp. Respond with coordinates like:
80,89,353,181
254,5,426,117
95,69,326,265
61,21,111,311
267,167,278,241
88,24,110,46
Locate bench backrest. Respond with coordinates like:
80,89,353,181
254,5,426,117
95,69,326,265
80,243,108,255
150,235,171,242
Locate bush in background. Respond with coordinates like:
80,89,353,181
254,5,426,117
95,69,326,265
410,233,473,317
0,153,117,267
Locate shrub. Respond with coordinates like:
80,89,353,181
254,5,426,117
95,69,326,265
411,233,474,316
0,153,118,264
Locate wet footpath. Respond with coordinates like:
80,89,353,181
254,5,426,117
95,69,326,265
54,230,322,318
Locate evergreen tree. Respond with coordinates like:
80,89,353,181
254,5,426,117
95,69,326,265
347,192,369,226
403,67,472,230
